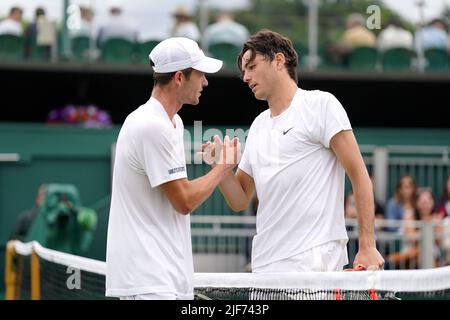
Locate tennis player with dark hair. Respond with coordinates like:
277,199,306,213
106,37,240,300
204,29,384,273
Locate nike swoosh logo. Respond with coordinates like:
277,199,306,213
282,127,294,135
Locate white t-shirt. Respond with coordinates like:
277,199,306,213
171,22,200,42
203,20,250,49
377,25,413,52
106,97,193,299
97,15,137,45
238,88,351,270
0,19,23,36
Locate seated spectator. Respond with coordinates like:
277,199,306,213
97,2,137,46
9,184,47,241
203,10,249,51
415,18,449,51
326,13,376,66
377,16,414,52
437,174,450,218
385,175,417,232
438,176,450,264
341,13,377,49
170,5,200,42
388,187,442,269
0,6,23,36
70,5,94,38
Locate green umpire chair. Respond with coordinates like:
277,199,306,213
424,48,450,72
381,47,415,72
25,183,98,255
136,40,159,64
208,42,240,70
100,37,135,64
348,47,378,71
0,34,24,61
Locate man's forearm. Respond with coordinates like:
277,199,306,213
353,176,377,249
186,165,230,213
218,171,249,212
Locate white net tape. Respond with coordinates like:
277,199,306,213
12,241,450,293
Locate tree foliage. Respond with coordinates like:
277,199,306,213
225,0,412,45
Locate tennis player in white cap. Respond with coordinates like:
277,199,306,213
106,37,240,300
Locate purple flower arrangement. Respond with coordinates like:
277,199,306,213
47,104,112,128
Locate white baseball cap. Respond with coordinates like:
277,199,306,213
149,37,223,73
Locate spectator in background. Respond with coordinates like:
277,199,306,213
9,184,47,242
438,175,450,264
341,13,376,49
387,187,439,269
437,174,450,218
377,16,414,52
97,2,137,47
326,13,376,66
24,7,55,60
415,18,449,51
170,5,200,43
385,175,417,232
0,6,23,36
202,10,250,52
414,187,440,221
70,5,94,38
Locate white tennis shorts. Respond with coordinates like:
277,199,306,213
253,239,349,273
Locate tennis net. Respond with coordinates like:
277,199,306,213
5,240,450,300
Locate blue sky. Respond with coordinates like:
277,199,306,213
1,0,449,40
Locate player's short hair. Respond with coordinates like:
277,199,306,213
237,29,298,83
151,66,194,86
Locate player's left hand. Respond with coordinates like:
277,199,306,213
353,247,385,270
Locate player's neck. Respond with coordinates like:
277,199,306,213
152,87,182,123
268,80,298,117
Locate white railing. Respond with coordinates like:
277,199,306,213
191,215,450,272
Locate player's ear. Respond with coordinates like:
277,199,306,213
274,52,285,69
173,71,183,84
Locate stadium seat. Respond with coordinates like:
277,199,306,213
208,42,240,70
0,34,24,61
382,48,415,72
348,47,378,71
136,40,159,64
28,41,50,61
71,35,91,61
424,48,450,72
100,37,135,64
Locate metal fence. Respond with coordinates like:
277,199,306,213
360,145,450,205
191,215,450,272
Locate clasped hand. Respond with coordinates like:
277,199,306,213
198,135,241,169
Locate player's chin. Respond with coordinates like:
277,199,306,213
189,97,200,105
254,92,266,101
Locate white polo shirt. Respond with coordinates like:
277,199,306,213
106,97,193,299
239,88,352,270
